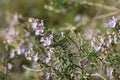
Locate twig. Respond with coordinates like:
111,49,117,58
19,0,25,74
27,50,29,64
22,65,41,72
67,35,81,52
94,11,120,19
80,1,120,11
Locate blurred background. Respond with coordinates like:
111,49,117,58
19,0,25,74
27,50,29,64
0,0,120,79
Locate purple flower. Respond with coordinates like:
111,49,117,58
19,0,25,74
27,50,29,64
108,16,117,28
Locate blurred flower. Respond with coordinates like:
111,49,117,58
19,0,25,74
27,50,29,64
95,45,101,51
13,13,18,22
99,36,104,44
7,63,13,70
25,48,33,61
42,37,51,46
45,57,51,63
40,33,53,46
35,30,40,36
16,47,21,55
5,26,15,44
46,73,50,80
32,22,38,30
106,67,113,77
113,34,117,44
1,54,6,61
108,16,117,28
71,27,76,32
28,42,33,50
45,48,53,63
91,37,96,48
9,49,15,59
61,32,65,37
84,29,93,40
74,14,81,22
32,53,38,62
107,35,112,44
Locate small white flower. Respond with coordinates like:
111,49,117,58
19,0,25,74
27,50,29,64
108,16,117,28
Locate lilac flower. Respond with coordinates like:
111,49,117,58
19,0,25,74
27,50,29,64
32,22,37,30
28,42,33,50
31,19,45,36
45,49,53,63
5,26,15,44
106,67,113,77
99,36,104,44
43,37,51,46
95,45,101,51
35,30,40,36
7,63,13,70
13,13,18,21
46,73,50,80
40,34,53,46
39,20,44,27
108,16,117,28
16,47,21,55
45,57,51,63
32,53,38,62
84,29,93,40
74,14,81,22
107,35,112,44
25,48,32,61
113,34,117,44
9,50,15,59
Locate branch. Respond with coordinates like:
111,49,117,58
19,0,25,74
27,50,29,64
22,65,41,72
94,11,120,19
80,1,120,11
